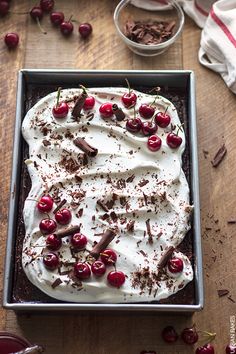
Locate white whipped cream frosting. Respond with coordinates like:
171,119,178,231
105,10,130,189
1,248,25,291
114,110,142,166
21,87,193,303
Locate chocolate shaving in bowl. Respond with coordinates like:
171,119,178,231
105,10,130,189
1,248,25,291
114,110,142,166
211,144,227,167
124,19,176,45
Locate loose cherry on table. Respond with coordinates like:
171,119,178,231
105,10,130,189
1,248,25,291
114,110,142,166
71,233,88,250
155,108,171,128
83,95,95,110
46,234,62,251
40,0,54,12
126,117,142,133
121,79,137,108
52,87,69,119
55,208,72,225
60,18,74,36
43,252,59,270
181,326,198,344
107,270,125,288
141,120,158,136
78,23,93,39
50,11,65,26
91,261,106,277
139,103,155,119
167,257,184,274
39,218,57,235
4,32,19,49
166,132,182,149
147,135,162,152
195,344,215,354
74,262,91,280
37,195,54,213
99,102,113,118
161,326,178,343
226,345,236,354
0,1,10,16
100,249,117,265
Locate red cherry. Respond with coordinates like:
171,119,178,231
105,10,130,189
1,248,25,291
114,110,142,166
91,261,106,277
126,117,142,133
181,327,198,344
78,23,93,39
155,111,171,128
161,326,178,343
100,249,117,265
122,92,137,108
50,11,65,26
99,102,113,118
141,121,158,136
83,96,95,110
0,1,10,16
71,233,87,250
74,262,91,280
147,135,162,152
39,218,57,235
168,257,184,274
55,208,72,225
40,0,54,12
43,252,59,270
166,132,182,148
226,345,236,354
52,102,69,119
30,6,43,20
195,344,215,354
46,234,62,251
139,104,155,119
4,32,19,49
37,195,54,213
60,20,74,35
107,270,125,288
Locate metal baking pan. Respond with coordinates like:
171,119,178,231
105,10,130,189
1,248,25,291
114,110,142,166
3,69,203,312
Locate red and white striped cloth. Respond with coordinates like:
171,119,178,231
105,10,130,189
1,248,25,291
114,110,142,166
130,0,236,94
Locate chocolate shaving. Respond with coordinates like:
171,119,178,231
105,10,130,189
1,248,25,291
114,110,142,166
55,225,80,238
211,144,227,167
157,246,175,269
51,278,63,289
74,137,98,157
145,219,153,244
90,229,116,259
127,220,135,232
110,211,118,222
72,89,88,118
53,198,67,214
112,104,125,121
97,199,109,212
42,139,51,147
227,219,236,224
217,289,229,297
126,174,135,183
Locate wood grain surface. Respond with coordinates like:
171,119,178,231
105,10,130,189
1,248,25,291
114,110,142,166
0,1,236,353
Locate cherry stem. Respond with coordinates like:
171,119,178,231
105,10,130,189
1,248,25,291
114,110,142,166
133,105,136,119
79,84,87,95
176,123,184,136
198,330,216,343
151,95,157,107
71,19,79,24
56,87,62,108
164,106,168,115
36,17,47,35
68,15,73,22
125,78,131,95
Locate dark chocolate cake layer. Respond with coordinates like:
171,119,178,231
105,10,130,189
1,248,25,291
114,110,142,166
12,83,194,304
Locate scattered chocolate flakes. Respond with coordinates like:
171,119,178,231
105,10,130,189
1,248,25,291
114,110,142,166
105,199,115,210
227,219,236,224
139,179,149,187
124,19,175,45
76,208,83,218
75,175,83,186
126,174,135,183
158,246,175,269
217,289,229,297
127,220,135,232
53,198,67,214
73,137,98,157
211,144,227,167
145,219,153,244
97,199,109,212
42,139,51,147
120,196,127,206
51,278,62,289
140,250,147,257
110,211,118,222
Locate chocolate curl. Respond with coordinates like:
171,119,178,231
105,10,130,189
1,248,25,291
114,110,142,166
73,137,98,157
157,246,175,269
55,225,80,238
97,199,109,212
72,86,88,119
112,104,126,121
211,144,227,167
90,229,116,259
53,198,67,214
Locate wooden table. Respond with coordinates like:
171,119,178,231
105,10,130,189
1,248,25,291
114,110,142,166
0,1,235,353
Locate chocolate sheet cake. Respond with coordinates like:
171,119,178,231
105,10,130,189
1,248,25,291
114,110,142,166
12,83,195,304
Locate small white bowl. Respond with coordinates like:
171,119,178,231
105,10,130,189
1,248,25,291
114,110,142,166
114,0,184,57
